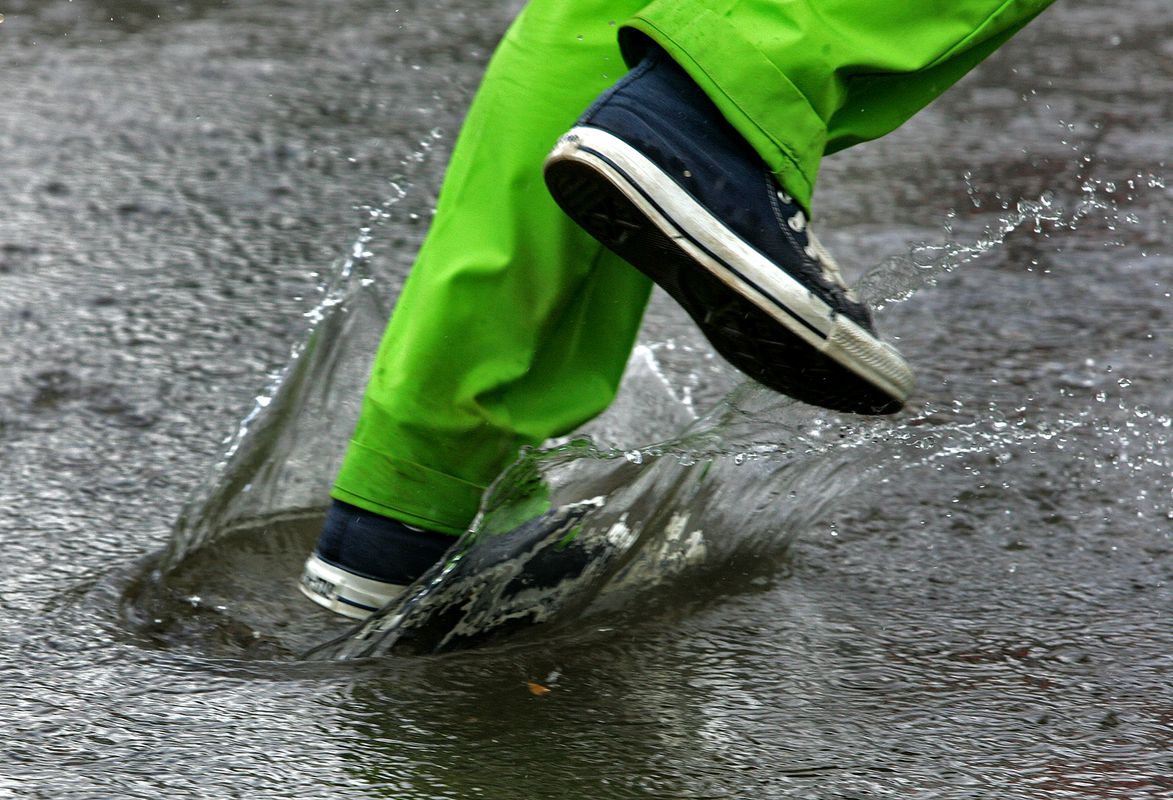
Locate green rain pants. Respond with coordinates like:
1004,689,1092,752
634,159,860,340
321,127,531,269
332,0,1055,535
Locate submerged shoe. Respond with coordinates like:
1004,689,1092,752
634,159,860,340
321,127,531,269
544,48,914,415
299,500,455,619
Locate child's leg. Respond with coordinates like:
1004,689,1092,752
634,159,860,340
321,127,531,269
332,2,652,536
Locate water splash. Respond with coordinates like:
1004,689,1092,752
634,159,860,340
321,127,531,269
160,131,445,573
857,192,1060,309
857,153,1165,310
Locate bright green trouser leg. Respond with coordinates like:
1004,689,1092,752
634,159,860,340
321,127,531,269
332,0,1054,535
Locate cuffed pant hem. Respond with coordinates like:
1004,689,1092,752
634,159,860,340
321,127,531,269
332,442,485,536
620,8,826,211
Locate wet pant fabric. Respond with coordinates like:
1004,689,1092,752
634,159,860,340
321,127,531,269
331,0,1054,535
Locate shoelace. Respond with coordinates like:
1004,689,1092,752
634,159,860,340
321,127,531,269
805,229,850,292
776,189,850,292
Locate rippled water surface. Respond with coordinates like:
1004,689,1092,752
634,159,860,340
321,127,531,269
1,0,1170,797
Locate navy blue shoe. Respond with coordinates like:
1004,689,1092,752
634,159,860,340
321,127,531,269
544,48,914,415
300,501,455,619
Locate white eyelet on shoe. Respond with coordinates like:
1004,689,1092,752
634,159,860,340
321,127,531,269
788,210,806,232
776,189,793,205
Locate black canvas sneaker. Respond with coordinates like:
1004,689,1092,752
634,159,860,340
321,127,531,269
300,501,454,619
544,47,914,414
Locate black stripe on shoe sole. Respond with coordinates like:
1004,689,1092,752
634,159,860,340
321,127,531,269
576,143,831,344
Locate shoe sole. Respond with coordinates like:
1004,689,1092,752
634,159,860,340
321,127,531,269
544,126,913,415
299,553,406,620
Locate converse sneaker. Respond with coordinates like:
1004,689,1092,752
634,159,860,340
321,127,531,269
544,48,914,415
300,501,455,619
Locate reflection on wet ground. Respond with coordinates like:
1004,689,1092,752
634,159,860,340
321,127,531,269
1,0,1170,796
